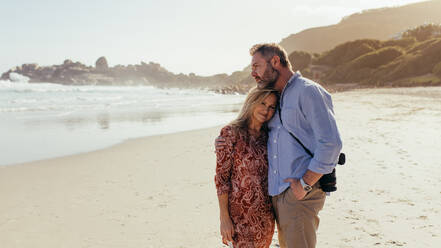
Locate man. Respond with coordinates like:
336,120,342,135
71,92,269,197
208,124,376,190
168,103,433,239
217,43,342,248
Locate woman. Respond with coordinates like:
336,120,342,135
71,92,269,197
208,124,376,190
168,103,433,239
215,87,278,248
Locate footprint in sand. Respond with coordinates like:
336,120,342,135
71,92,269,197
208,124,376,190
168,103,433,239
158,203,167,208
385,215,397,223
369,232,381,238
417,215,428,220
423,208,439,214
367,219,379,224
397,198,415,206
375,189,385,195
386,240,406,246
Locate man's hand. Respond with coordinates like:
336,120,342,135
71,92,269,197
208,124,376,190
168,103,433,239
214,136,227,152
284,178,307,200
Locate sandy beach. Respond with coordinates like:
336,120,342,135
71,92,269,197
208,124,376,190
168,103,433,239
1,87,440,247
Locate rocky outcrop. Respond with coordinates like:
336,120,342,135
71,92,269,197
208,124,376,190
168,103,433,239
0,57,250,91
95,57,109,72
1,59,98,84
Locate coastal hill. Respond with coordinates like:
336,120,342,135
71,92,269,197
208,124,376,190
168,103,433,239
280,0,441,54
297,24,441,89
228,24,441,92
2,24,440,93
2,1,441,93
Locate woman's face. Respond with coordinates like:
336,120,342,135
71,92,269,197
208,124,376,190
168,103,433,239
252,93,277,125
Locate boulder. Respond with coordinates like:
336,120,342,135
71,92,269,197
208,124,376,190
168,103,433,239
95,56,109,72
63,59,74,65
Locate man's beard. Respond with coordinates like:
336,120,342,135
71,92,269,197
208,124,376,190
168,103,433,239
257,64,279,89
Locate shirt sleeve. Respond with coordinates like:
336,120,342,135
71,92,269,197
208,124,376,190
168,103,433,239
214,125,236,195
300,85,342,174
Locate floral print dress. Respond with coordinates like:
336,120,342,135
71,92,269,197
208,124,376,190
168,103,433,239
215,125,275,248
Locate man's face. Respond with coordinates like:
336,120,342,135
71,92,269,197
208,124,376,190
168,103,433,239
251,52,279,89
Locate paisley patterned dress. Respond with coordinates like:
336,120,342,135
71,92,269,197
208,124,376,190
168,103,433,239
215,125,275,248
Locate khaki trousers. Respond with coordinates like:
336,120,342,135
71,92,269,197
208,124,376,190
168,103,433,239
271,184,326,248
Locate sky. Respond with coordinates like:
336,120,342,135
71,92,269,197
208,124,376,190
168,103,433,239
0,0,427,76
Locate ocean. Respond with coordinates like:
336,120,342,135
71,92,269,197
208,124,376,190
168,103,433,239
0,77,245,165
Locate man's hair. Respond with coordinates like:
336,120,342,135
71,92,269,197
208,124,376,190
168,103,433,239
249,43,292,69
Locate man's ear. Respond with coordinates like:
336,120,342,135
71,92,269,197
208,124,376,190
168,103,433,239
271,56,281,68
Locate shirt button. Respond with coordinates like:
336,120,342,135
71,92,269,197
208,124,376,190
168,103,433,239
277,126,281,129
273,155,277,159
273,139,277,143
273,170,277,174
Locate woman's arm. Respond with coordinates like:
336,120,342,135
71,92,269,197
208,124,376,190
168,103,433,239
214,126,236,244
217,193,234,243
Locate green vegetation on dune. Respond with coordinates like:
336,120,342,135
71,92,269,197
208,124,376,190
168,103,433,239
382,39,441,81
291,24,441,89
350,46,404,70
382,37,416,49
315,39,381,67
403,23,441,42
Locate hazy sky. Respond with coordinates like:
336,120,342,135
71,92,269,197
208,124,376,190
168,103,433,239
1,0,426,76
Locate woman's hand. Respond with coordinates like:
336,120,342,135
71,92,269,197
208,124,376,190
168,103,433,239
214,136,226,152
220,215,234,244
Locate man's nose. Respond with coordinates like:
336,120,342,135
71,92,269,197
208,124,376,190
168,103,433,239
251,70,257,78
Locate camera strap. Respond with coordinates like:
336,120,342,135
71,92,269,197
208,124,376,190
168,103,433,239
277,103,345,166
277,103,313,157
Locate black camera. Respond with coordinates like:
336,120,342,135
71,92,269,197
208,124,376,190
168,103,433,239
337,153,346,165
319,153,345,192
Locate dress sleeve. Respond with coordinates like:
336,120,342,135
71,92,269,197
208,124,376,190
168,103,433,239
214,126,236,195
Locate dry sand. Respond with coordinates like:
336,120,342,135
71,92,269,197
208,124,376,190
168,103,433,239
1,87,440,247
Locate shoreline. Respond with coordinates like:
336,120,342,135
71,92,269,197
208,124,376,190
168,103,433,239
0,125,223,167
4,85,438,167
0,82,244,166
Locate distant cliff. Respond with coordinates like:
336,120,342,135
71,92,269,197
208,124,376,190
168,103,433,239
280,0,441,54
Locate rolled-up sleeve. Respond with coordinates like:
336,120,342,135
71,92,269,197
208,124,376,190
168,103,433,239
301,85,342,174
214,126,236,195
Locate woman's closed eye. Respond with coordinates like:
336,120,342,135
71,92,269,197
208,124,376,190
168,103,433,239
261,102,276,111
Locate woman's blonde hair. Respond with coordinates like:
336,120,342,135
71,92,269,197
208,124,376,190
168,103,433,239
230,86,279,132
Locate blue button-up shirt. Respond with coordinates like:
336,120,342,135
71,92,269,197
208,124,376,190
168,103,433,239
267,73,342,196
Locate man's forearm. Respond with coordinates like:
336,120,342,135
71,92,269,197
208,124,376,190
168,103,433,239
302,170,322,186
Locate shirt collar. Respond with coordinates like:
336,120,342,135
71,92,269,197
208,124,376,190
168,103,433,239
280,71,301,101
287,71,301,86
